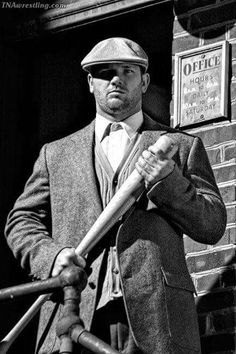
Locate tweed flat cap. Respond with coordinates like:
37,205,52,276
81,37,149,72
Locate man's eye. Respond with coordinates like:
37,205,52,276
95,70,114,80
99,70,110,76
124,69,134,74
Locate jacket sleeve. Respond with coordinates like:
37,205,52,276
5,145,67,280
147,136,227,244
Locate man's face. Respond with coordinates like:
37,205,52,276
87,63,150,121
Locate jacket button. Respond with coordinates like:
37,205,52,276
88,282,96,289
113,268,119,274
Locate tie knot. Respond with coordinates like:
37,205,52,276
102,122,122,140
110,122,122,132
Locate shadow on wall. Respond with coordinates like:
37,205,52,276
173,2,236,351
190,252,236,353
174,0,236,38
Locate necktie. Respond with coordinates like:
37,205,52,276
106,122,130,171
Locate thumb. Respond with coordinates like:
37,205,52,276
73,254,86,269
148,145,167,161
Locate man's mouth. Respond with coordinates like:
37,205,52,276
108,89,125,95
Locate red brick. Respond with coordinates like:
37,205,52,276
214,232,230,247
231,81,236,102
207,147,221,165
231,102,236,121
187,248,236,273
232,61,236,78
195,272,221,293
224,144,236,162
190,3,236,31
194,265,236,291
212,308,236,332
172,34,200,54
213,164,236,183
219,185,236,204
228,226,236,244
226,206,236,224
170,99,174,117
232,43,236,61
229,24,236,40
195,124,236,147
184,235,208,254
218,227,236,245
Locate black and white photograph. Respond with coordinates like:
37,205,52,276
0,1,235,353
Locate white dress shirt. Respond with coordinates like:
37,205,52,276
95,111,144,171
95,111,144,308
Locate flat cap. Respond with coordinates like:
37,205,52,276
81,37,149,72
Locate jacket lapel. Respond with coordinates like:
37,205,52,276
68,114,168,222
138,113,168,155
71,120,103,220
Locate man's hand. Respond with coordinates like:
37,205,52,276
51,248,86,277
135,145,175,189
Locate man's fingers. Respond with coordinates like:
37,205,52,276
135,148,175,189
142,150,156,164
51,248,86,277
51,264,64,277
148,146,167,161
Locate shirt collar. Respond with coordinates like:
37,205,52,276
95,111,143,142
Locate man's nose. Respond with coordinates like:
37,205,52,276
110,73,123,85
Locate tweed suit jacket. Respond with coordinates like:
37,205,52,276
5,115,226,354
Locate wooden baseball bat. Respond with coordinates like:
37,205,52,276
0,135,177,354
75,135,177,256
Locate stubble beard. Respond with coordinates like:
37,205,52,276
96,85,142,119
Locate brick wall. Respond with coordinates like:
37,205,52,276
172,1,236,353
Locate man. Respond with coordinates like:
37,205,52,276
5,38,226,354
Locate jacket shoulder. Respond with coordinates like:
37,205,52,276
144,114,197,148
43,121,95,158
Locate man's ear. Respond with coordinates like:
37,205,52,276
141,73,150,94
87,73,94,94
